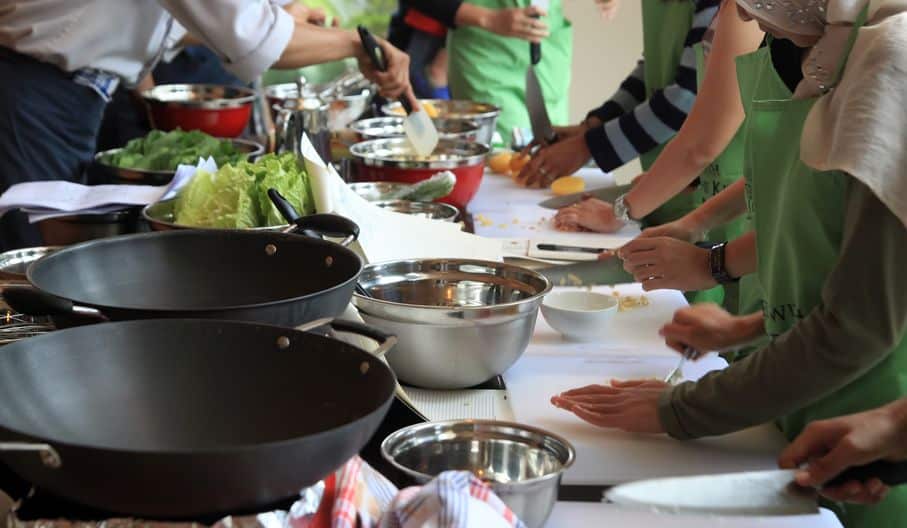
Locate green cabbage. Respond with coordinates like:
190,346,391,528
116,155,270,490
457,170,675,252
173,153,314,229
104,129,245,171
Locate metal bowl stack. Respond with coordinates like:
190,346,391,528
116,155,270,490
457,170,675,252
352,259,551,389
382,420,575,528
381,99,501,146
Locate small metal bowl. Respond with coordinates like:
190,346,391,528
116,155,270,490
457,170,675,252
381,420,575,528
142,199,288,232
347,182,411,202
372,200,459,222
142,84,257,137
352,259,551,389
94,138,264,185
0,246,60,280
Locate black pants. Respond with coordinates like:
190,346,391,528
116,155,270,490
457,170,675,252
388,13,446,100
0,48,106,251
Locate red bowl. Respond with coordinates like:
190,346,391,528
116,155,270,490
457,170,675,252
143,84,255,138
349,139,489,210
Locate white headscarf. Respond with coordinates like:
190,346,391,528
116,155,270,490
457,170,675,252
735,0,907,227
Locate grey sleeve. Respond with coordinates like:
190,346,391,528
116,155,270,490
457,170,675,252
658,179,907,439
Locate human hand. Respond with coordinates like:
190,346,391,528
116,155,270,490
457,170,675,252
637,216,707,243
483,5,550,43
551,379,668,434
617,237,714,291
521,122,595,153
284,2,336,26
357,38,412,100
595,0,621,21
554,198,624,233
779,401,907,504
659,304,765,354
516,134,591,188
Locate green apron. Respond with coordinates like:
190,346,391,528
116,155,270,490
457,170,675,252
447,0,572,145
740,12,907,526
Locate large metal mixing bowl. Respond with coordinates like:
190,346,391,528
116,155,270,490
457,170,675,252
352,259,551,389
381,99,501,146
381,420,575,528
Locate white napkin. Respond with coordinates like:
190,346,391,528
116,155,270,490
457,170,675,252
298,135,502,264
0,157,213,223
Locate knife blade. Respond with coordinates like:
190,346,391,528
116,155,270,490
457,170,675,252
538,259,634,286
539,183,634,210
536,243,608,254
607,462,907,517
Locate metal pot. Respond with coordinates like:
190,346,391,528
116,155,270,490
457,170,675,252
350,117,479,143
37,208,144,246
352,259,551,389
381,99,501,146
267,73,373,131
349,138,489,210
372,200,459,222
93,138,264,185
275,97,332,163
381,420,575,528
142,84,256,138
0,247,60,281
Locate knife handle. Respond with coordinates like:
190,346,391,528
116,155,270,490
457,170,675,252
357,26,387,72
529,15,542,65
827,460,907,488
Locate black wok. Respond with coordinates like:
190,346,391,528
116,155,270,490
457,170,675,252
0,318,397,518
3,213,362,328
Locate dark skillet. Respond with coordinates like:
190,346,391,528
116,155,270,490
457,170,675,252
0,317,397,518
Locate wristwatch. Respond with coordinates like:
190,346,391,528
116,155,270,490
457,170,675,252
707,241,739,284
613,194,641,228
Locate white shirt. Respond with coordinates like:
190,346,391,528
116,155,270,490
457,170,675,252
0,0,295,84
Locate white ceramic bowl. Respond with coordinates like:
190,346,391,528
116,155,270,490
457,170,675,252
541,291,618,342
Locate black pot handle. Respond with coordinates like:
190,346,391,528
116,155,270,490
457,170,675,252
2,286,108,322
293,214,360,246
328,319,397,356
268,188,302,225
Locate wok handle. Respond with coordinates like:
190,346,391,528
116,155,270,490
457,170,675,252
0,442,62,468
293,214,360,247
328,319,398,357
268,188,302,225
2,285,106,321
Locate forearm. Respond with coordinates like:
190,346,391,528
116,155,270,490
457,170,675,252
454,3,491,29
670,178,748,235
274,24,359,69
659,180,907,439
725,229,756,278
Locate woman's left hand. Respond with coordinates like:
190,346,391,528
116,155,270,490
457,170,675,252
551,379,668,434
516,134,591,188
554,198,624,233
617,237,715,292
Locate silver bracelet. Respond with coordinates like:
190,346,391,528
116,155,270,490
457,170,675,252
613,194,641,228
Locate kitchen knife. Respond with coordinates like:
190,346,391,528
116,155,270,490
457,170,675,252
539,183,634,210
538,259,634,286
607,463,907,517
525,3,556,145
357,26,438,157
536,243,608,254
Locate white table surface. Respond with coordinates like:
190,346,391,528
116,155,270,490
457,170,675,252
545,502,843,528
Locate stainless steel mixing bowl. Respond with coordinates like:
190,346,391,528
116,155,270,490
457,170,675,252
352,259,551,389
381,420,575,528
372,200,459,222
381,99,501,146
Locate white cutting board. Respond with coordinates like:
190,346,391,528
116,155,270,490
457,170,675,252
545,503,843,528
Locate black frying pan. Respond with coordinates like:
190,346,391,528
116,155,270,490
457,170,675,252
3,214,362,328
0,318,397,518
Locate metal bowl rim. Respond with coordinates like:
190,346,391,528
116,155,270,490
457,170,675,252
371,200,460,221
349,138,490,169
381,99,502,120
141,201,290,233
352,258,552,312
94,138,264,177
142,84,257,109
380,419,576,487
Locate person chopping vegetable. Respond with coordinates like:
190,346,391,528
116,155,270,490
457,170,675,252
552,0,907,525
446,0,574,144
0,0,414,251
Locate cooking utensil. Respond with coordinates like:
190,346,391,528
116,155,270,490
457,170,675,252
266,75,374,131
142,84,256,137
536,243,606,254
0,317,397,517
541,291,619,342
381,420,575,528
536,259,634,286
357,26,438,157
349,138,489,209
94,138,264,186
538,183,634,210
274,96,332,162
372,200,459,222
0,247,60,281
350,116,479,143
382,100,501,147
525,8,556,145
352,259,551,389
606,464,907,517
3,225,362,329
36,207,144,246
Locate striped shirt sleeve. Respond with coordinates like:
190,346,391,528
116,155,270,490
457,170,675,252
584,0,720,172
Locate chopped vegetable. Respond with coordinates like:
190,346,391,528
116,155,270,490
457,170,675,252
103,129,245,171
174,153,314,229
551,176,586,196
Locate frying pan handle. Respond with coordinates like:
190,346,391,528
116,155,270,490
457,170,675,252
2,285,106,321
293,214,360,247
268,188,302,225
328,319,398,357
0,442,62,468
